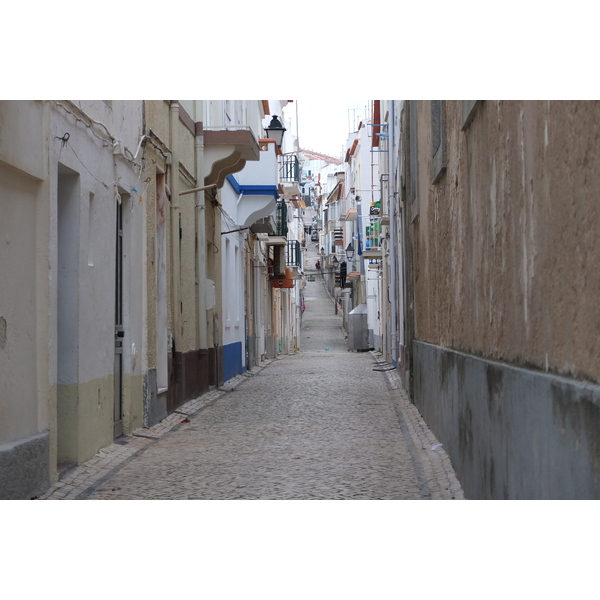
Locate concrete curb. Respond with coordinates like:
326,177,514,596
370,351,465,499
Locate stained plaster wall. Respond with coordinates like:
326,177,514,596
0,100,50,498
409,100,600,497
49,101,145,468
1,101,145,497
413,100,600,382
175,108,199,355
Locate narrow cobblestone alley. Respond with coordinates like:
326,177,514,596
39,242,463,501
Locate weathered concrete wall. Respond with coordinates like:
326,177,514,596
142,101,172,414
408,101,600,497
413,100,600,383
0,432,50,499
414,340,600,499
143,101,215,411
0,101,51,499
0,162,42,445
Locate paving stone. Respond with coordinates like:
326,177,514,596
39,244,464,501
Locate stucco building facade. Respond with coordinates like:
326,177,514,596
0,100,145,498
1,99,306,499
397,100,600,498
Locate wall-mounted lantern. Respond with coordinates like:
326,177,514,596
264,115,286,147
345,243,355,261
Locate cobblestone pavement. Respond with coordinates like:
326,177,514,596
39,243,464,500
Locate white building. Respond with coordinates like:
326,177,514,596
211,100,303,378
344,116,382,350
218,100,279,377
0,100,145,498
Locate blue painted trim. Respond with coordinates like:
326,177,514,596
223,341,244,382
227,174,242,194
240,185,280,197
227,175,280,199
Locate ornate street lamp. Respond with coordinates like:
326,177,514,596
264,115,286,147
345,243,355,261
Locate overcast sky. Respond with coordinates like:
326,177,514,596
290,100,372,159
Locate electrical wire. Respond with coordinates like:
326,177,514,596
53,101,144,170
65,141,110,190
52,104,176,204
217,204,237,229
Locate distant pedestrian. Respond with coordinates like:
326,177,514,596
315,260,320,270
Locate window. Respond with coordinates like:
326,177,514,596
431,100,446,184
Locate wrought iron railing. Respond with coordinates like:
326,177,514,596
276,200,288,237
279,155,300,183
286,240,302,268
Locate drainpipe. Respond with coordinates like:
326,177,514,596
195,105,208,351
356,195,365,299
389,101,398,366
170,101,181,345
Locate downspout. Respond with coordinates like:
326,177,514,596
356,195,364,303
170,101,182,346
195,107,208,351
389,101,398,366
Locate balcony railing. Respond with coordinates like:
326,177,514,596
286,240,302,268
279,155,300,183
365,216,381,251
276,200,288,237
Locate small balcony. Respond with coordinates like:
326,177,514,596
286,240,302,268
333,227,344,246
363,216,382,258
286,239,303,280
203,126,260,188
345,208,358,221
279,155,300,183
279,155,301,200
276,200,288,237
251,199,288,245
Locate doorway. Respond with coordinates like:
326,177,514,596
114,196,124,438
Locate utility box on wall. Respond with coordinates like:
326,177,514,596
270,267,294,288
347,303,370,352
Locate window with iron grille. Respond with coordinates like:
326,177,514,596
276,200,288,237
286,240,302,268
